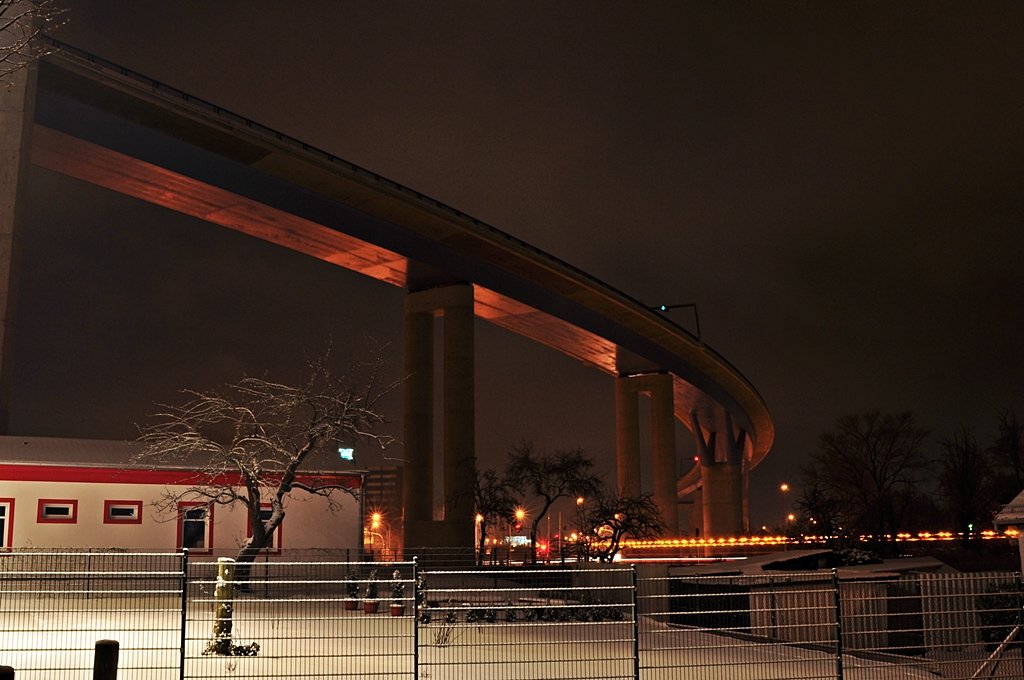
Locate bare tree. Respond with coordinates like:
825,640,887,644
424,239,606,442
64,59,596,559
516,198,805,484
578,490,663,563
135,354,395,570
505,442,602,565
802,410,928,554
1,0,64,86
988,408,1024,499
473,468,517,565
794,474,845,540
938,425,992,546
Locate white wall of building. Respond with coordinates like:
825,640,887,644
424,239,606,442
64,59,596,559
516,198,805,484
0,465,361,555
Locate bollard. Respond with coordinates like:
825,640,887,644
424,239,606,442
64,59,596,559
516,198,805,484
93,639,118,680
0,664,14,680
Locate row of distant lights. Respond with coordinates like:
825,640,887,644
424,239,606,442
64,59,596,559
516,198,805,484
625,529,1018,549
627,536,791,548
473,530,1020,550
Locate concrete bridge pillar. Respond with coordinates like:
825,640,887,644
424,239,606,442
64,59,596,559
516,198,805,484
0,47,38,434
615,373,678,535
402,284,476,558
691,411,748,536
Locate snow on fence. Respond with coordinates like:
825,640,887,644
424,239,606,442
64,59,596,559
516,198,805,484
0,550,1022,680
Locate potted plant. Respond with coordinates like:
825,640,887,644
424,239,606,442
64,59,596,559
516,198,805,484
363,569,380,614
389,569,406,616
344,573,359,611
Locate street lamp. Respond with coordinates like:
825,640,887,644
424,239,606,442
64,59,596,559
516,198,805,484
574,497,588,562
650,302,701,340
474,513,484,564
367,511,389,557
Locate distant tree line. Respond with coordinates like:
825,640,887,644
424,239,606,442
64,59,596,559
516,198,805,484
796,408,1024,554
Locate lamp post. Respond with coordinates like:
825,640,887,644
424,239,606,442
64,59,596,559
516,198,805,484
368,511,390,559
474,513,484,565
513,507,527,564
651,303,701,340
575,496,586,562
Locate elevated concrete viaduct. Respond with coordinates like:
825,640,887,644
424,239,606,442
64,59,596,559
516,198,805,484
0,41,774,552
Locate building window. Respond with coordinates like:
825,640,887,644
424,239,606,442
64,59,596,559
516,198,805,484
0,499,13,549
37,499,78,524
246,504,282,554
177,502,213,554
104,500,143,524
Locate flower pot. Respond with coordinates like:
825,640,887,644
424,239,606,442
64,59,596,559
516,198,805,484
344,599,358,611
390,603,406,617
363,600,380,614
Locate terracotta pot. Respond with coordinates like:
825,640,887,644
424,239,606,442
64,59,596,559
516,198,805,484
363,600,380,614
390,603,406,617
344,599,358,611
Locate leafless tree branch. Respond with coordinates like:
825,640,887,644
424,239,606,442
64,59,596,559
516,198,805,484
1,0,65,86
134,351,397,566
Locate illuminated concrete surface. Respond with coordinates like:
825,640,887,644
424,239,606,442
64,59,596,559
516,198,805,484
9,41,774,535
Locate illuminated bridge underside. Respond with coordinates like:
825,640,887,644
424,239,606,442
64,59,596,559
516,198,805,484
29,53,772,494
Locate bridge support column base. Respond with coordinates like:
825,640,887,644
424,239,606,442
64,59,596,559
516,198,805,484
402,284,476,556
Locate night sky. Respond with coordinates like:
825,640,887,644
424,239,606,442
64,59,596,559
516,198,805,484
10,1,1024,527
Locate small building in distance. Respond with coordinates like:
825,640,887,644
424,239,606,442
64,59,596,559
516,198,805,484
0,436,363,558
994,488,1024,569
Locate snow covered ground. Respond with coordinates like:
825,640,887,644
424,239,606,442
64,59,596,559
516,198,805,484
2,595,985,679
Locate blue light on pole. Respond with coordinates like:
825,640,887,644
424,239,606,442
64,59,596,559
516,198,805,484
652,303,701,340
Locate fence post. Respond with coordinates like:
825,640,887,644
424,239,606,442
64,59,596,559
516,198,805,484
412,557,419,679
832,568,844,680
631,565,640,680
178,549,189,680
0,665,14,679
210,557,236,655
1017,571,1024,665
93,639,118,680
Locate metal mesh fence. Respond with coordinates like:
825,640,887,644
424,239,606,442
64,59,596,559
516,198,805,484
837,572,1024,680
638,568,841,680
416,566,636,680
637,567,1024,680
2,551,1023,680
183,558,416,679
0,550,184,679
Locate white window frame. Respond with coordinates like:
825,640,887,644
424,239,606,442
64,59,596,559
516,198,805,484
0,499,13,549
37,499,78,524
104,499,143,524
177,502,213,554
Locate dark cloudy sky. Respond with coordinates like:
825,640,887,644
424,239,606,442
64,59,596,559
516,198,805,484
10,1,1024,526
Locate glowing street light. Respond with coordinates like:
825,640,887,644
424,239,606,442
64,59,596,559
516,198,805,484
367,511,389,557
779,483,790,493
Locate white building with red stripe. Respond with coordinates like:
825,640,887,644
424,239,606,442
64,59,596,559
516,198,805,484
0,436,363,556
